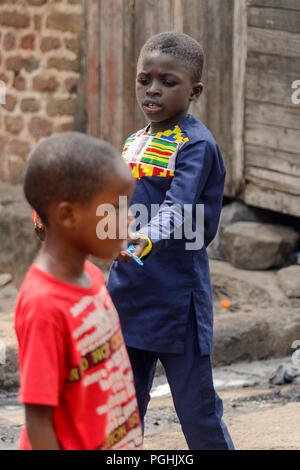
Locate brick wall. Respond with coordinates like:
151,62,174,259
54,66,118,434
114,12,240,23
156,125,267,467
0,0,82,184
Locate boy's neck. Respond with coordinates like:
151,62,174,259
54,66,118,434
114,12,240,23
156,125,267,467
149,112,189,134
35,238,91,288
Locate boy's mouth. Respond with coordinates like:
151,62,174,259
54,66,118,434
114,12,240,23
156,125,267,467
142,101,163,113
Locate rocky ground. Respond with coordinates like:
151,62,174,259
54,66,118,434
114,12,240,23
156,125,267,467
0,356,299,450
143,357,300,450
1,261,300,450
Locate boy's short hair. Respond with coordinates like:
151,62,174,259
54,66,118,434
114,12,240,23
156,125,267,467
24,132,119,225
139,31,204,82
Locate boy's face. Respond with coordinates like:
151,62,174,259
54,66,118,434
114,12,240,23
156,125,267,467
60,163,135,262
136,51,203,131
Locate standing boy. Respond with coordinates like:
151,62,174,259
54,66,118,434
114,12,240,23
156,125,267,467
15,132,143,450
107,32,234,450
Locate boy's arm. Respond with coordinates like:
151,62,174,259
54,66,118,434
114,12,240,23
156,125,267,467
25,404,60,450
121,139,225,260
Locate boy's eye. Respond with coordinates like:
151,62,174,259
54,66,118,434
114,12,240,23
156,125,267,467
137,77,149,86
163,80,176,87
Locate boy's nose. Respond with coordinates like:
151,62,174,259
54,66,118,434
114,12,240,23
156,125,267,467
146,81,162,96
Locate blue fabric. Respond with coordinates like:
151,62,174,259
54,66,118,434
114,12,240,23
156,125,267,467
107,114,225,355
126,305,234,450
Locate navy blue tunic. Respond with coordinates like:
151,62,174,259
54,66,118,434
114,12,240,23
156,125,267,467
107,114,225,355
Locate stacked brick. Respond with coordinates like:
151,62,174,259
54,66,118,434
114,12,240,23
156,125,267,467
0,0,82,183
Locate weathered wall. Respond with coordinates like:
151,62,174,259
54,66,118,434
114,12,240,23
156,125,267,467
0,0,82,184
81,0,242,196
243,0,300,217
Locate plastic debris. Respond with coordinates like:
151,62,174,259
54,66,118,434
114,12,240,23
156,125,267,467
221,299,231,309
269,365,299,385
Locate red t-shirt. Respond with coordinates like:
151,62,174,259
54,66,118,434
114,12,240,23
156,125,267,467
14,261,143,450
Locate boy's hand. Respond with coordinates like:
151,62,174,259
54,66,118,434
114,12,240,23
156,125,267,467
116,235,149,263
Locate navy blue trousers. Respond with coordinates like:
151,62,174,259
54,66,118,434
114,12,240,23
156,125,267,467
127,308,234,450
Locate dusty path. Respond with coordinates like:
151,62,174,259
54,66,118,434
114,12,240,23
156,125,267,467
1,356,299,450
144,388,300,450
143,356,300,450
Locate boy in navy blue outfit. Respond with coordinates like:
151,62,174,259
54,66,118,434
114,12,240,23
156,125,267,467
107,32,234,450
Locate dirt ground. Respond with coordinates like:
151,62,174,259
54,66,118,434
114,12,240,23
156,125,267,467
0,259,299,450
144,387,300,450
1,356,299,450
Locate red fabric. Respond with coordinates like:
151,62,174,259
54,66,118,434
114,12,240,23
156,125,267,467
15,261,142,450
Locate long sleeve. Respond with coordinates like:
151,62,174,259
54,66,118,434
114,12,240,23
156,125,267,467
138,139,226,255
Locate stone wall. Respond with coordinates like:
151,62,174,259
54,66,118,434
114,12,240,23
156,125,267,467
0,0,82,184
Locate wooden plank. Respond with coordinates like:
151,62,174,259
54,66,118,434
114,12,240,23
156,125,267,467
245,166,300,195
246,123,300,154
73,0,87,133
171,0,184,32
133,0,155,130
122,0,137,142
246,62,299,109
246,144,300,177
99,0,124,150
246,101,300,130
248,27,300,58
243,183,300,217
204,0,236,196
181,0,208,126
248,6,300,33
231,0,247,195
247,51,300,76
247,0,300,11
155,0,172,32
246,70,297,108
85,0,100,138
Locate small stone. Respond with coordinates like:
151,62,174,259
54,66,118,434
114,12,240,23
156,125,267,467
6,56,39,73
27,0,47,5
280,385,293,396
65,77,78,93
2,94,17,112
23,57,40,73
4,116,23,134
0,273,12,288
55,121,74,132
28,117,53,137
20,98,40,113
0,73,9,85
40,37,61,53
47,57,80,72
6,56,23,72
33,75,58,92
46,12,81,34
0,11,30,29
223,222,300,270
20,34,35,50
9,140,30,158
207,201,273,261
65,38,81,55
7,155,26,184
277,266,300,298
3,32,16,51
46,98,76,117
13,75,26,91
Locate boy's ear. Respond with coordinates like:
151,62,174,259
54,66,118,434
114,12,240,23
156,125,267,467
190,82,203,102
56,202,77,230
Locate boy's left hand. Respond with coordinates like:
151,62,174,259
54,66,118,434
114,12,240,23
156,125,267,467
116,236,149,263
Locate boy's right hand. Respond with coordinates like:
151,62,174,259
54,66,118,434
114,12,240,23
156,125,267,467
116,235,150,263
